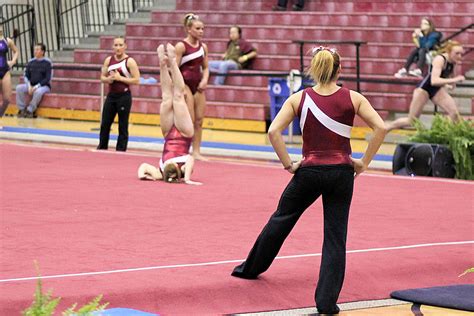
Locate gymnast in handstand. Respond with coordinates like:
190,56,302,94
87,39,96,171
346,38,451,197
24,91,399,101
138,43,201,185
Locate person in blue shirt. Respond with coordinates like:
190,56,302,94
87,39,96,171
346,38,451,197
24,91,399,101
395,18,442,78
16,43,52,118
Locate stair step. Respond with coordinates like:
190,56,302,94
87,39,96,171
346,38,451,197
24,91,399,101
174,0,473,14
10,92,268,121
151,10,471,28
149,0,176,11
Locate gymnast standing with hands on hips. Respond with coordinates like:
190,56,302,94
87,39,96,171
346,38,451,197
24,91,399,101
231,46,387,314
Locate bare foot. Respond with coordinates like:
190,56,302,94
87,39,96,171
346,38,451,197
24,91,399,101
157,44,168,65
192,152,209,161
166,43,176,60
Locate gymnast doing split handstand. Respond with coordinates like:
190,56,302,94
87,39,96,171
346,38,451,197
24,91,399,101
138,44,201,185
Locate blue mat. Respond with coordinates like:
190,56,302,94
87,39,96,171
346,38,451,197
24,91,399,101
98,308,158,316
390,284,474,312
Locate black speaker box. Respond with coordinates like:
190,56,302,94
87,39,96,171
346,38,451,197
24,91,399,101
392,143,455,178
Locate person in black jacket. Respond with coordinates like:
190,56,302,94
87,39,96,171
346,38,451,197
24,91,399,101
16,43,52,118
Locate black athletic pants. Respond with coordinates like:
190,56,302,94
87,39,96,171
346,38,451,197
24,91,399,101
97,91,132,151
404,47,428,70
232,164,355,314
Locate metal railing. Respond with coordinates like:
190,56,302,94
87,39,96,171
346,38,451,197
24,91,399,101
0,4,35,69
292,40,367,92
442,23,474,57
1,1,155,68
30,0,155,53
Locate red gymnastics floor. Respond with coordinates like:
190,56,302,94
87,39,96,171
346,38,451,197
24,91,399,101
0,142,473,315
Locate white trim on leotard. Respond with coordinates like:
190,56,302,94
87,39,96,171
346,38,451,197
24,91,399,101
108,58,131,78
299,92,352,138
180,47,204,66
159,155,190,172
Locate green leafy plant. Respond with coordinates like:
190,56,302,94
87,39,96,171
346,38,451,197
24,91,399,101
409,115,474,180
22,276,61,316
62,295,108,316
22,262,108,316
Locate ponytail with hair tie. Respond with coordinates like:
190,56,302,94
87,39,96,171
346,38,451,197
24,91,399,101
306,46,340,85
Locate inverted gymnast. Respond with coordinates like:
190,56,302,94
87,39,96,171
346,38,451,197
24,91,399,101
137,44,201,185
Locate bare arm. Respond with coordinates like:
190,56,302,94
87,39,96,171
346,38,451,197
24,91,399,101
7,38,19,67
183,155,202,185
430,56,465,86
111,57,140,85
100,57,113,84
268,91,303,173
175,42,185,68
198,43,209,92
138,163,163,181
351,91,387,176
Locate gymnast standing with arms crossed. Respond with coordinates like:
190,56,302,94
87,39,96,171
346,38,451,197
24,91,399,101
231,47,387,314
0,25,19,117
137,44,201,185
175,13,210,161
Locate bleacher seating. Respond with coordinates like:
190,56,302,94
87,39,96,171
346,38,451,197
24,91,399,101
12,0,473,131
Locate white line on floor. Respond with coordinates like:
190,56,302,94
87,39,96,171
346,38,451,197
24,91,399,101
1,240,472,283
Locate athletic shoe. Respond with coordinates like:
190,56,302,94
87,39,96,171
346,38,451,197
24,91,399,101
394,68,408,78
17,109,27,118
24,111,34,118
409,68,423,78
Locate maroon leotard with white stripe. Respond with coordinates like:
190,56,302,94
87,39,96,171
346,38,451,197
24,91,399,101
297,87,355,166
159,126,193,171
107,56,131,94
179,41,204,94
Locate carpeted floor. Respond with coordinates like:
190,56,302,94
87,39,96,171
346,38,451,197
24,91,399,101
1,143,472,315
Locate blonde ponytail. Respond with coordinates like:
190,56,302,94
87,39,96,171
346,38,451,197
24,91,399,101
183,13,201,28
307,47,340,85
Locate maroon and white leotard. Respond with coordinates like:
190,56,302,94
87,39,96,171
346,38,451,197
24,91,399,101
297,87,355,166
159,126,193,172
107,55,131,94
179,40,205,94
